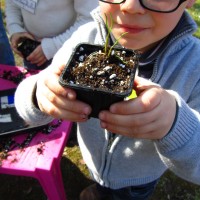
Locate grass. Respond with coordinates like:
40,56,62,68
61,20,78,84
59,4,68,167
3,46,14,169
1,0,200,199
188,0,200,38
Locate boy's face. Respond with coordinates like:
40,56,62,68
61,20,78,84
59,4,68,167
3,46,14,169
100,0,194,52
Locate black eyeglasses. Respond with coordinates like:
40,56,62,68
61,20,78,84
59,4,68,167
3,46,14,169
99,0,187,13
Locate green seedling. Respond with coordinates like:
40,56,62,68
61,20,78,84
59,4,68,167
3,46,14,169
104,13,128,57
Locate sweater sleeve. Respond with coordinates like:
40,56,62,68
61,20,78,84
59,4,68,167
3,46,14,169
155,90,200,185
5,0,27,35
41,0,98,60
14,71,54,126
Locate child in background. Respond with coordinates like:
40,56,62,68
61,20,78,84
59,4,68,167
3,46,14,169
15,0,200,199
5,0,98,69
0,2,15,66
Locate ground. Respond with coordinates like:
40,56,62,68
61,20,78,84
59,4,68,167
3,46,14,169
0,124,200,200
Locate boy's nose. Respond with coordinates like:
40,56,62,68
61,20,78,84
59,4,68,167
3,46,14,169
121,0,146,14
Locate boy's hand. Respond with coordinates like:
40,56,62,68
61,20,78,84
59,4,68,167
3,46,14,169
36,64,92,122
26,44,47,67
99,76,177,140
10,32,34,57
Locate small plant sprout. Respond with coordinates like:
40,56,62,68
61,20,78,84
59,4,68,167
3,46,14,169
104,13,128,57
88,13,129,63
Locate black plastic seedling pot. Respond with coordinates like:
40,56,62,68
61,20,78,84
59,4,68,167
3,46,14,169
17,38,41,59
59,43,138,118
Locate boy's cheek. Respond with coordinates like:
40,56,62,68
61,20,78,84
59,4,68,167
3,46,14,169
99,3,116,17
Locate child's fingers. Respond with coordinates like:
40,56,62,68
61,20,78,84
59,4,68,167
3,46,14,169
134,76,160,88
99,109,154,129
134,76,161,95
36,66,92,119
37,94,89,122
36,76,91,120
27,45,47,64
37,79,90,114
37,70,76,100
100,117,165,139
110,87,162,115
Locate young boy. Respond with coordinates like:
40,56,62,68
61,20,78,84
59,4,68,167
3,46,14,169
15,0,200,199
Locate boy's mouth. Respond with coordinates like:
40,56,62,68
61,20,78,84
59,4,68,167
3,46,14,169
117,24,148,34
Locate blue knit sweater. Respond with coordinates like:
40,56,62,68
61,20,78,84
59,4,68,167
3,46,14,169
15,8,200,189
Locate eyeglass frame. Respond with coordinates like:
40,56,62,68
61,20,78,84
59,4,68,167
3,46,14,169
99,0,187,13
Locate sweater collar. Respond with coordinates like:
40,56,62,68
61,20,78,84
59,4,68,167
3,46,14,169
139,11,197,65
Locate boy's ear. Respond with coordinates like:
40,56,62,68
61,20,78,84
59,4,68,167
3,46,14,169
186,0,196,8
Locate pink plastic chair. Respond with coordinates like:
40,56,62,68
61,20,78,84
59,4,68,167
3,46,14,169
0,121,72,200
0,64,72,200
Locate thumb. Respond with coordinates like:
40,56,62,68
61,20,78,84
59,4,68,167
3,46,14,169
134,76,161,95
56,64,66,75
23,32,35,40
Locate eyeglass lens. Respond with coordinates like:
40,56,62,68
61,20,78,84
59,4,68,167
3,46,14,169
99,0,185,13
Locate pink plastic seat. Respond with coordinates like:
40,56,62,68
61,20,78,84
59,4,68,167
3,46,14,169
0,64,72,200
0,121,72,200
